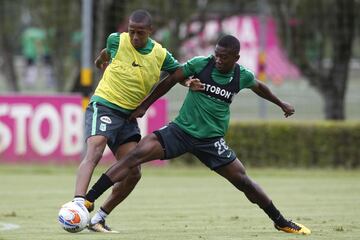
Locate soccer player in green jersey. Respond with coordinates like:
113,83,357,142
72,9,201,233
82,35,311,235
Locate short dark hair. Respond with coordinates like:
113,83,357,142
129,9,152,26
217,35,240,54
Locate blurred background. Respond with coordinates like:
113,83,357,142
1,2,360,239
0,0,360,166
0,0,359,119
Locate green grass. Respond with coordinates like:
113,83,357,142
0,164,359,239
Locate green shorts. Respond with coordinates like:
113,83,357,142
85,102,141,154
154,122,236,170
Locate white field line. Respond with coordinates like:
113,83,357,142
0,222,20,231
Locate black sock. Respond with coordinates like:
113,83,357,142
100,207,110,215
85,174,114,202
73,195,85,199
262,201,288,227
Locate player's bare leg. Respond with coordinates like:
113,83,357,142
75,135,107,197
106,134,165,181
88,141,142,233
102,141,141,212
85,134,164,205
215,159,310,235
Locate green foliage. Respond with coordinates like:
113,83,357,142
175,121,360,168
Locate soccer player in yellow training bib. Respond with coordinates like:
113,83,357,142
71,9,201,233
82,35,311,235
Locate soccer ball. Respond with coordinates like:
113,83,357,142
58,201,90,233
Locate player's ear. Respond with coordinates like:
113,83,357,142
148,25,153,34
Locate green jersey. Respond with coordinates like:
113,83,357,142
174,55,256,138
21,27,46,60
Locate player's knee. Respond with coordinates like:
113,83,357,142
83,142,106,165
128,166,142,184
84,149,103,166
94,146,105,159
233,173,252,191
127,147,147,164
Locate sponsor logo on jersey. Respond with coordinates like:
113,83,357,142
100,116,112,124
132,61,142,67
204,84,233,99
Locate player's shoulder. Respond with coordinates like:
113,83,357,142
186,55,212,65
238,64,255,78
181,55,211,77
108,32,120,39
147,37,165,49
106,32,120,44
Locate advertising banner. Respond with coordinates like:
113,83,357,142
0,95,167,164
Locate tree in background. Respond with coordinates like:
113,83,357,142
0,0,22,91
0,0,81,92
29,0,81,91
272,0,358,120
2,0,358,122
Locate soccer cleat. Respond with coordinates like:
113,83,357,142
88,220,119,233
274,220,311,235
84,200,94,213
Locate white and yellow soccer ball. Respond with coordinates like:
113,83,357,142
58,201,90,233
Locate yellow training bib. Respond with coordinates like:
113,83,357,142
94,33,166,110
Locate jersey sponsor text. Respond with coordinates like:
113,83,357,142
204,84,232,99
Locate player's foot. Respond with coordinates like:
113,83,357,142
88,220,119,233
274,220,311,235
84,200,94,213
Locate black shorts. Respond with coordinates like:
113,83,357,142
85,102,141,154
154,122,236,170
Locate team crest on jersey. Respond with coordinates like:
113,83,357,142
100,116,112,124
100,123,107,132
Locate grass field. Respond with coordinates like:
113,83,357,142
0,164,359,240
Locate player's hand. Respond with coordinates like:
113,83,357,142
128,106,147,122
95,59,109,71
281,102,295,118
185,78,205,91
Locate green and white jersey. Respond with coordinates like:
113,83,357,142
174,55,256,138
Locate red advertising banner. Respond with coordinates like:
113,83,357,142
0,95,167,164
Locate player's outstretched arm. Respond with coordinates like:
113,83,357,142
162,72,204,91
251,80,295,118
129,68,186,121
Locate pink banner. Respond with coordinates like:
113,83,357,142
179,15,300,83
0,95,167,164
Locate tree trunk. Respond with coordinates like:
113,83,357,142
0,37,19,92
322,82,345,120
273,0,355,120
92,0,114,87
0,1,19,91
322,0,355,120
322,92,345,120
